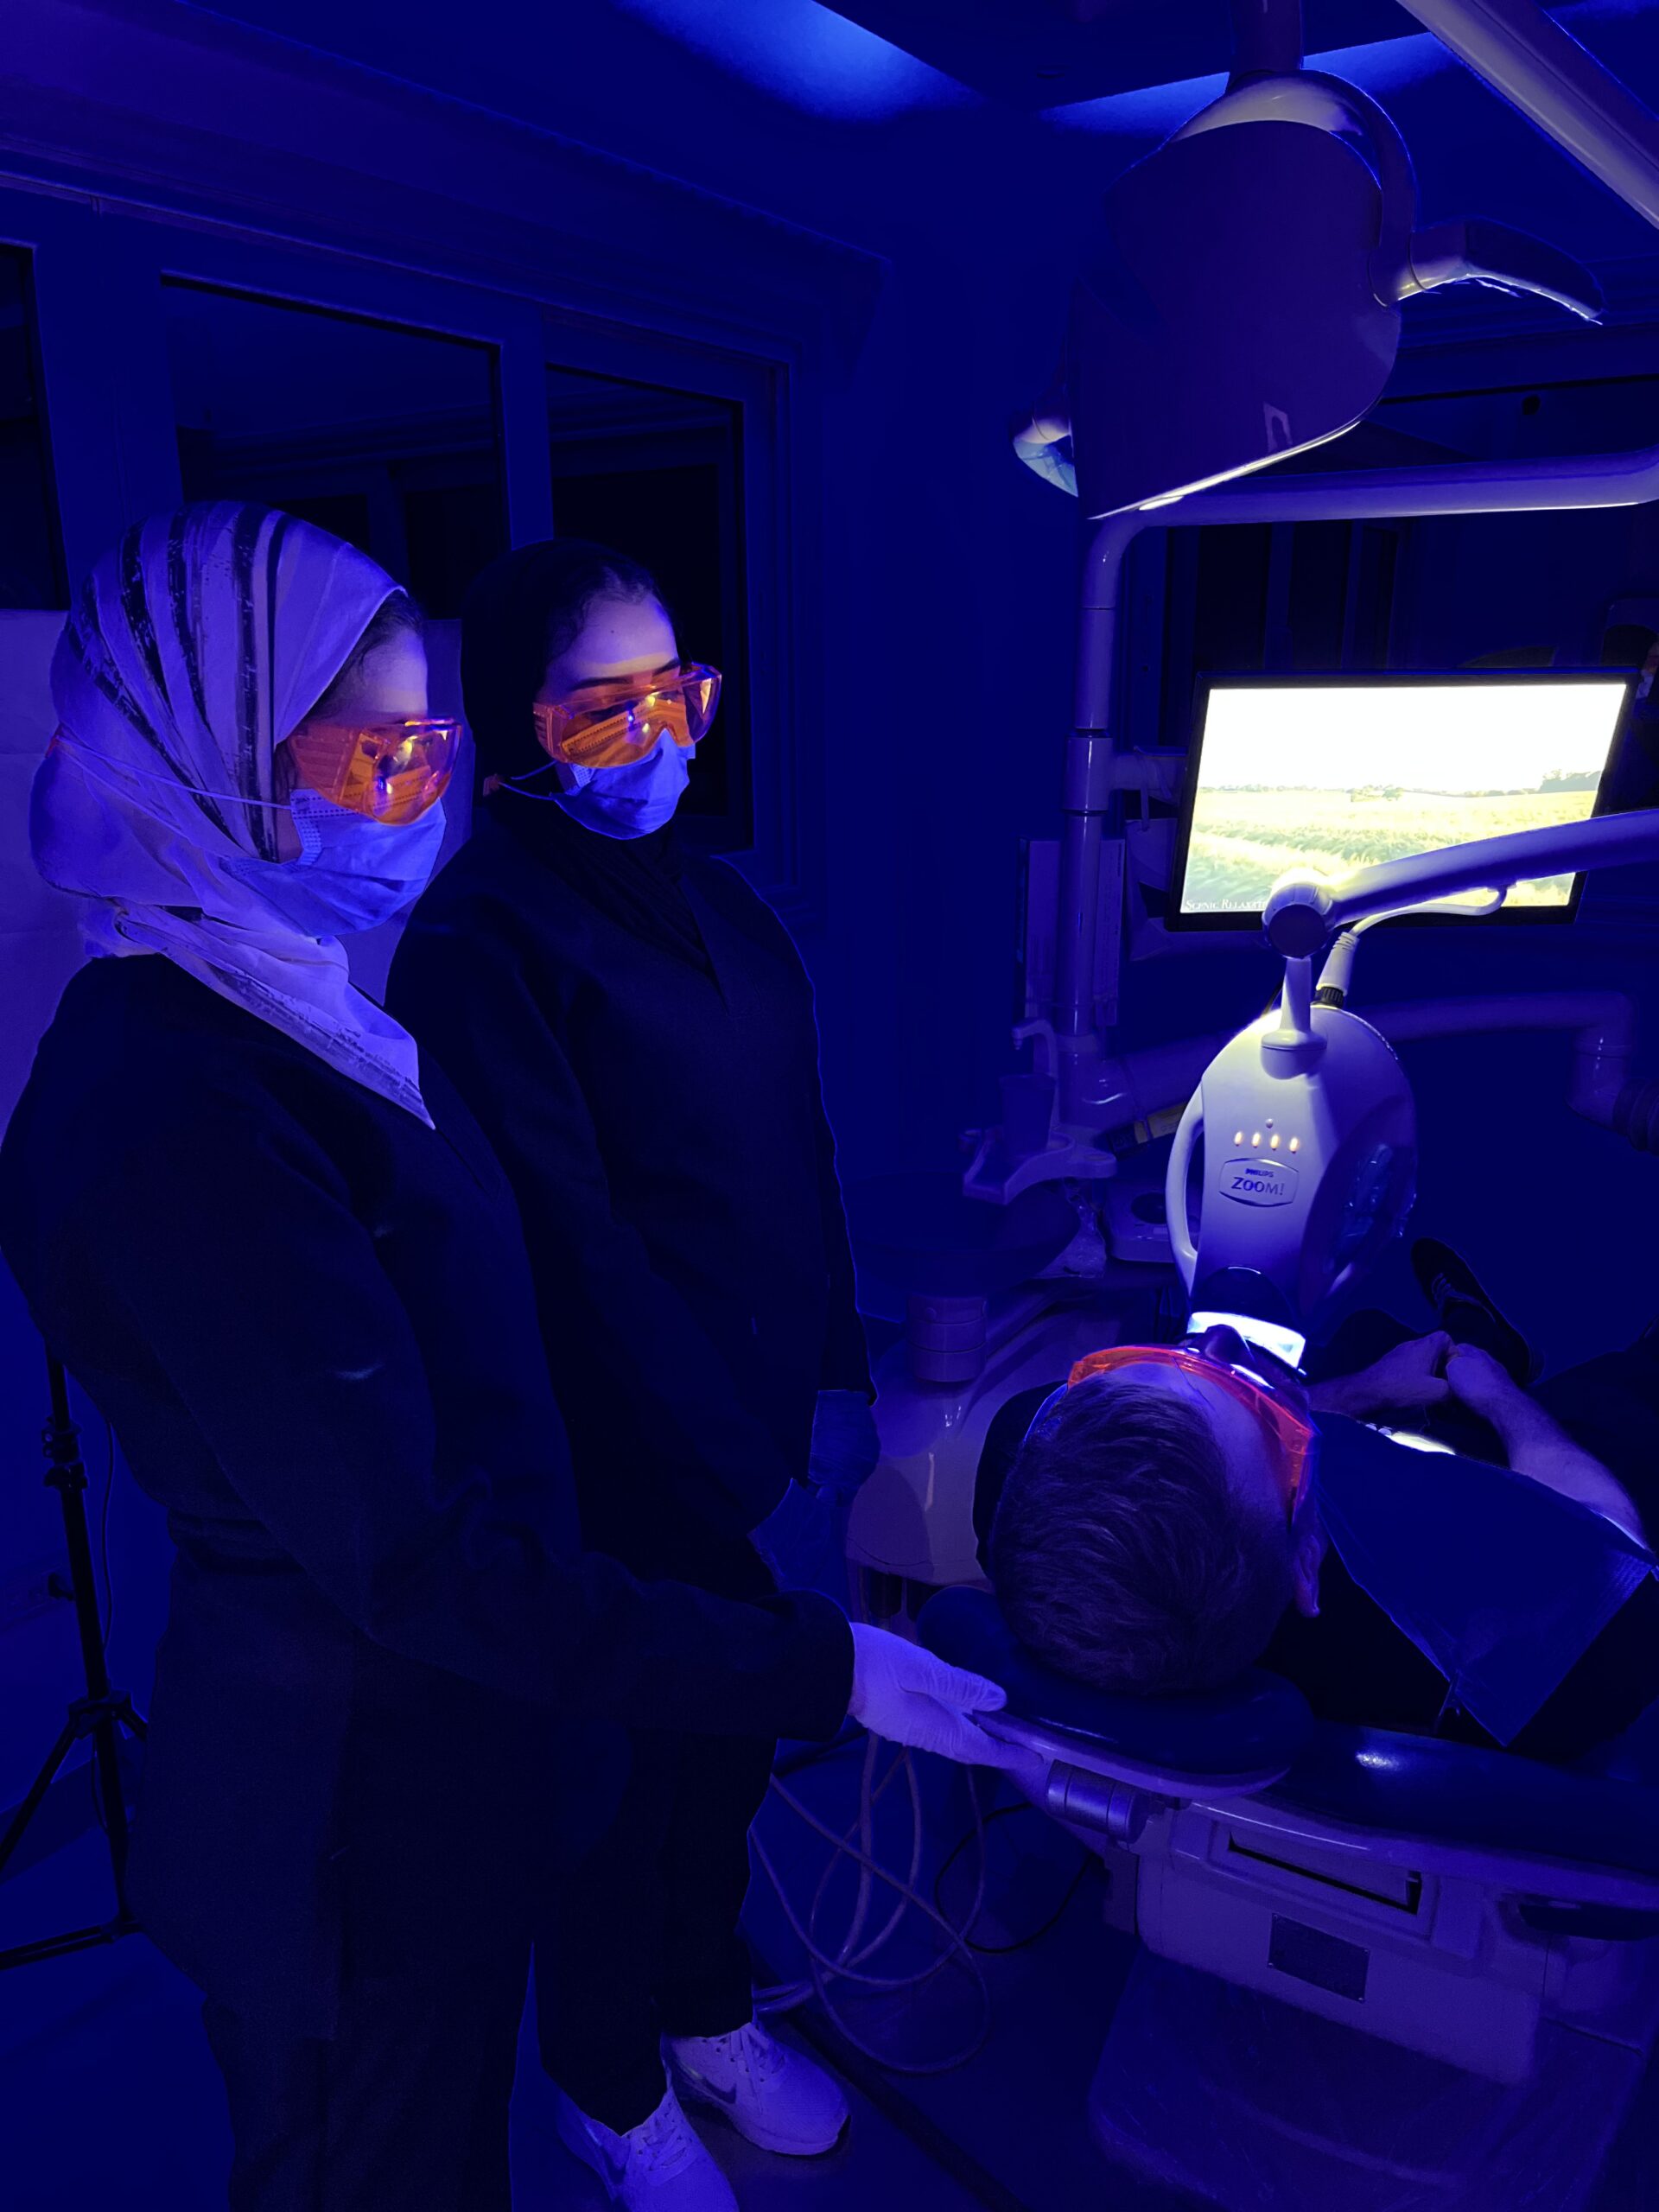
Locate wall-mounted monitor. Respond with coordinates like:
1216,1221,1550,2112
1169,672,1632,931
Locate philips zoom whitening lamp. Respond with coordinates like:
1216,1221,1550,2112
1166,963,1417,1371
1161,670,1634,1369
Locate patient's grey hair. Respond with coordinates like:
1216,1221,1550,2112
988,1377,1296,1696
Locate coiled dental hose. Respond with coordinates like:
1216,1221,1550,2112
750,1732,1000,2073
744,1504,1093,2071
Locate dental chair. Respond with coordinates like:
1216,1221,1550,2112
910,822,1659,2207
923,1583,1659,2080
923,1579,1659,2208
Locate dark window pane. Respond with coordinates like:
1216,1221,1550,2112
1287,520,1351,671
0,248,65,608
164,283,505,618
1191,523,1271,673
1162,512,1398,738
547,365,751,849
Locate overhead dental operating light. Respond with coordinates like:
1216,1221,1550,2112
1017,32,1604,518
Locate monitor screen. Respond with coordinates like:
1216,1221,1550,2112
1171,674,1631,930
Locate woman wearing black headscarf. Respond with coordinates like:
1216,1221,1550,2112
386,543,882,2209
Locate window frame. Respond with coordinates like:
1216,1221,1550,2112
0,159,830,914
160,270,512,621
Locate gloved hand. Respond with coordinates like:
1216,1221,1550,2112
848,1623,1046,1786
809,1390,881,1503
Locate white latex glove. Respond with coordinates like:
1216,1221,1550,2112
848,1623,1046,1785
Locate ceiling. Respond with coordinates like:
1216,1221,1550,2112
814,0,1567,108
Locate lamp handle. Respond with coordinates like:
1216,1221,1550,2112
1165,1091,1204,1287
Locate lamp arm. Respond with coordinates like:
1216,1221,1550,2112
1265,805,1659,956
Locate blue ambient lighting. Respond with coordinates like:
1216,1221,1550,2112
607,0,974,119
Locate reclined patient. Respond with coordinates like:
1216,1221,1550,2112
986,1263,1659,1766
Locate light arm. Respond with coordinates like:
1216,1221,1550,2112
1265,804,1659,956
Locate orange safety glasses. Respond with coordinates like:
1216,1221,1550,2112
531,664,721,772
1067,1344,1318,1523
284,717,460,825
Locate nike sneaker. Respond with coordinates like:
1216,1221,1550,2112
665,2021,849,2158
1410,1236,1539,1385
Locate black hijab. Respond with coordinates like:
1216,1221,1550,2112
461,540,709,969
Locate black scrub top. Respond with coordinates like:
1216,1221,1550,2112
387,804,871,1578
0,956,853,2022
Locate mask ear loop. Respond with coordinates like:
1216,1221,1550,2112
482,700,590,803
484,755,586,802
56,731,444,831
53,732,292,814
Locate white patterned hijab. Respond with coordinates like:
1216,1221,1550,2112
31,502,434,1122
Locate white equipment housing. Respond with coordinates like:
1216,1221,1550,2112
1166,982,1417,1349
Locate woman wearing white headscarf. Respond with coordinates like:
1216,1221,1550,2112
0,504,1027,2212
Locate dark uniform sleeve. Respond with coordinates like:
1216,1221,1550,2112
391,914,800,1537
80,1090,854,1745
813,1075,874,1398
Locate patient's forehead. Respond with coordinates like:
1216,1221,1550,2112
1095,1361,1281,1518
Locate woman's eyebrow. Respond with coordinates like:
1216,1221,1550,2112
566,660,680,694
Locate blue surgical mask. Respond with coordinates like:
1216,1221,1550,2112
224,788,447,938
549,740,694,841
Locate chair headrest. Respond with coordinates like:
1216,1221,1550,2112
918,1585,1313,1794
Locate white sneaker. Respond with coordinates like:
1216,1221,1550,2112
553,2083,739,2210
666,2020,849,2157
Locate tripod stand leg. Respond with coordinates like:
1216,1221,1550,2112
0,1352,149,1973
0,1717,81,1884
90,1714,134,1897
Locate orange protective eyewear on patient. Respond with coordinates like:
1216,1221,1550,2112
1067,1344,1319,1523
531,664,722,772
284,717,460,825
